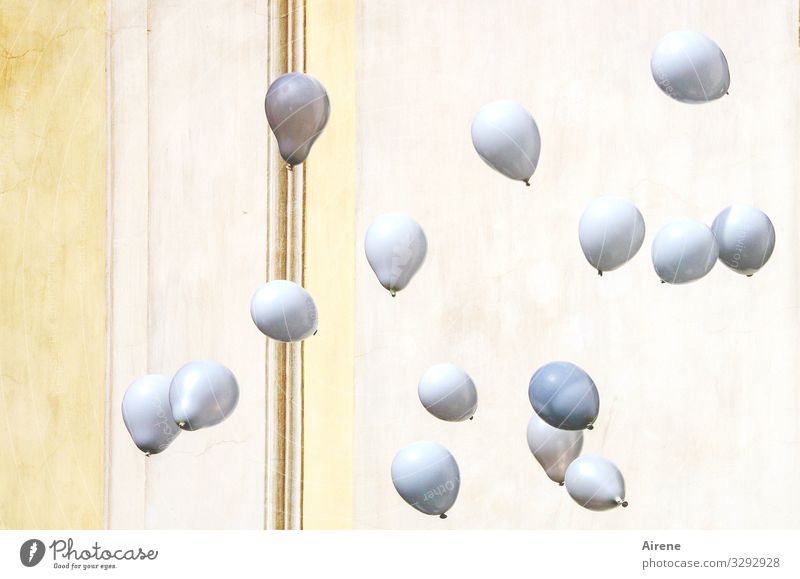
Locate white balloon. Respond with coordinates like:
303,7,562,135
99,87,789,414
391,441,460,517
527,413,583,484
652,219,718,284
365,213,427,296
578,197,646,275
250,280,318,342
564,455,627,511
471,100,541,185
122,374,181,455
169,360,239,431
418,363,478,422
711,205,775,276
651,30,730,104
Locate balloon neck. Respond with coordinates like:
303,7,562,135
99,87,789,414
586,424,594,431
660,280,666,284
725,91,730,95
746,274,753,277
597,269,603,277
558,481,565,486
178,421,186,428
523,179,530,187
439,513,447,519
390,289,396,297
313,329,318,336
144,452,151,457
616,498,629,508
469,416,474,421
286,163,294,172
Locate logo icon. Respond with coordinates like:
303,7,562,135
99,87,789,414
19,539,45,567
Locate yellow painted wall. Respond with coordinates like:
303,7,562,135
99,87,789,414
0,0,106,529
303,0,356,529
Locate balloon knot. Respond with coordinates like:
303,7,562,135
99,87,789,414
144,452,151,457
597,270,603,277
178,422,186,428
390,290,396,297
469,416,474,421
286,164,294,172
558,481,565,486
746,274,753,277
726,91,730,95
313,330,318,336
524,179,531,187
660,280,666,284
439,513,447,519
622,501,629,507
586,424,594,430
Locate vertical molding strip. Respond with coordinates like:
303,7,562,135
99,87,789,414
266,0,305,530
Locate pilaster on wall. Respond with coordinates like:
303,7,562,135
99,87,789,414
265,0,306,531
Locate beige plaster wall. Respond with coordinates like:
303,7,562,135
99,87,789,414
353,0,800,529
106,0,270,529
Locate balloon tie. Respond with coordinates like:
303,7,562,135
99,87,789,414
144,452,151,457
597,270,603,277
586,424,594,430
439,513,447,519
286,163,294,172
616,498,629,507
390,290,396,297
469,416,474,421
558,481,565,486
313,330,318,336
524,179,531,187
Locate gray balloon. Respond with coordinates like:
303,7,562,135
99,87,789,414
391,441,460,518
418,363,478,422
169,360,239,431
711,205,775,276
579,196,646,275
527,413,583,484
265,73,330,167
250,280,318,342
365,213,427,296
471,100,541,185
122,374,181,455
564,455,627,511
651,30,730,104
528,361,599,431
652,218,718,284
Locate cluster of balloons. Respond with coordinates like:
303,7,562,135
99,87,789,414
123,73,326,457
391,363,477,518
122,360,240,455
123,27,777,520
578,198,775,283
527,362,627,510
123,279,319,455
